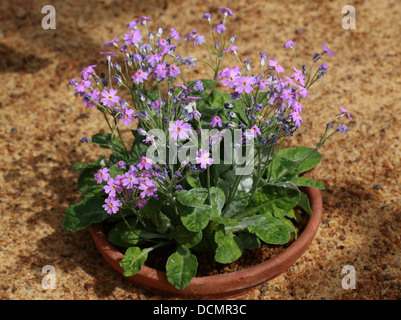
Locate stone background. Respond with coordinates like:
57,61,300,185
0,0,400,300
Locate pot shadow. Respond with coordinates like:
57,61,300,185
0,42,51,73
11,138,154,298
249,177,401,300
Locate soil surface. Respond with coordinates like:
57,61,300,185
1,0,400,300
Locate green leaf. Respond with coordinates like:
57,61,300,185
290,176,325,190
120,246,151,276
63,196,107,231
92,133,124,152
139,198,171,233
166,246,198,290
109,151,127,165
170,225,202,248
186,175,202,189
77,167,104,196
298,191,312,215
210,187,225,212
222,193,249,218
107,220,137,248
73,155,106,171
237,231,260,250
285,209,302,224
214,227,243,264
244,216,291,245
271,147,322,181
248,182,301,218
175,188,208,207
180,205,215,232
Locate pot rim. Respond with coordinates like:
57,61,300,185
88,186,322,299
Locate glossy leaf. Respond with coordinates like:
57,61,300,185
63,196,107,231
77,167,104,196
73,155,106,171
214,227,243,264
120,246,151,276
175,188,208,207
180,205,215,232
166,246,198,290
248,182,300,218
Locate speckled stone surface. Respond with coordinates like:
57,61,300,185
0,0,400,300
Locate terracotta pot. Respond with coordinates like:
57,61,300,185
88,186,322,299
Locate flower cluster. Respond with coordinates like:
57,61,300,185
94,157,158,214
70,7,352,216
66,7,353,291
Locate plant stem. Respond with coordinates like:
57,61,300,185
207,165,211,205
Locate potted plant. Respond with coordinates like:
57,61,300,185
63,7,352,299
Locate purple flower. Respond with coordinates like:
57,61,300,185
74,79,91,93
269,58,285,74
102,197,121,214
168,65,181,77
235,76,256,94
170,27,180,41
183,30,198,43
82,89,100,109
196,149,213,169
210,116,223,128
319,63,329,71
193,35,205,46
80,137,90,143
100,51,119,57
223,45,239,54
123,30,142,45
193,80,204,92
120,106,135,126
81,65,97,80
94,168,110,184
136,198,148,208
146,53,162,67
284,40,295,48
122,172,139,189
104,38,119,47
337,124,349,134
322,43,335,57
203,13,211,20
118,161,126,169
138,179,157,198
291,101,303,113
158,38,168,48
137,156,153,170
100,88,120,108
127,21,137,29
213,23,226,34
221,69,240,89
250,125,261,138
340,105,353,121
184,56,196,69
154,63,168,79
168,120,192,140
293,67,305,86
290,111,305,127
104,178,122,197
132,69,149,83
218,7,234,16
135,16,151,25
